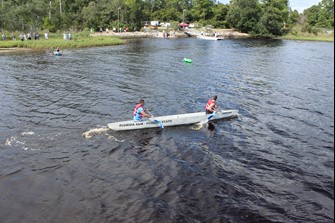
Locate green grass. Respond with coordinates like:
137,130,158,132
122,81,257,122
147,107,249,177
281,26,334,42
0,35,126,50
281,34,334,42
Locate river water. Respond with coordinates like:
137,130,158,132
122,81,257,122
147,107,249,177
0,38,334,223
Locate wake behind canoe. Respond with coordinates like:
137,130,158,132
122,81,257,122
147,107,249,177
107,109,238,131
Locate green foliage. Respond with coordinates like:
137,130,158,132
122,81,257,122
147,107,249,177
304,0,334,29
257,0,290,36
227,0,262,33
287,9,300,28
0,0,333,38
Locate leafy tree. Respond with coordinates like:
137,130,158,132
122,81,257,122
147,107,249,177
125,0,145,29
304,0,334,29
257,0,289,36
304,5,320,27
287,9,299,27
227,0,261,33
317,0,334,28
0,0,332,37
192,0,215,21
210,3,230,28
152,8,181,22
81,2,99,30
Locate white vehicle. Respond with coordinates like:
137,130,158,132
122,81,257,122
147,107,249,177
150,21,160,26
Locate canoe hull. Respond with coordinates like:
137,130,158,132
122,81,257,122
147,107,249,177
108,109,238,131
53,51,62,56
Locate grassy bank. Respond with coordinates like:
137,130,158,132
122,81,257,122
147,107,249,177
281,26,334,42
281,34,334,42
0,33,126,50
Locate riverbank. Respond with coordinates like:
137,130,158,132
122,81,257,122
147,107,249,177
1,29,332,54
0,47,32,53
0,30,249,53
90,29,251,39
280,34,334,42
0,36,125,53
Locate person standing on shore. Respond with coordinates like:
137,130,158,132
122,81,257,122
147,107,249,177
133,99,153,121
206,95,219,114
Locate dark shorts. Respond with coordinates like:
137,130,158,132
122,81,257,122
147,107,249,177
206,110,213,114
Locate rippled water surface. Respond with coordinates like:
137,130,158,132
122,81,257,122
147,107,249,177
0,38,334,223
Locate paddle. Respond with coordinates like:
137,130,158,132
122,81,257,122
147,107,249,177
146,110,164,128
197,111,217,127
208,104,221,120
207,111,216,121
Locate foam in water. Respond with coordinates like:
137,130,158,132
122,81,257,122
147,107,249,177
189,121,207,130
5,135,32,150
82,127,124,142
5,136,16,146
82,127,110,139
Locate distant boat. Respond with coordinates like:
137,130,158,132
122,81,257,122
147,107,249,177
197,35,224,40
53,51,62,56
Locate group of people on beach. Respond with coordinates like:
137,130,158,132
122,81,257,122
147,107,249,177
133,95,218,121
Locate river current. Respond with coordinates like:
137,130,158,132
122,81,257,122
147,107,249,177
0,38,334,223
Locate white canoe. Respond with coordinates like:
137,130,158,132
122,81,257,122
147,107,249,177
197,35,224,40
108,109,238,131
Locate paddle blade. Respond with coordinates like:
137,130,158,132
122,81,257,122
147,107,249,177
150,118,164,128
208,112,216,120
155,120,164,128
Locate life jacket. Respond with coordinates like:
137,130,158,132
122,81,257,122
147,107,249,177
206,99,216,111
133,103,143,118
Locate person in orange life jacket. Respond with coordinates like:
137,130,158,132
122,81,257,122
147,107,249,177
133,99,153,121
206,95,219,114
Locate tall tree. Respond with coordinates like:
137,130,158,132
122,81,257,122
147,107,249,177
192,0,215,21
227,0,261,33
211,3,230,28
257,0,289,36
317,0,334,28
125,0,145,28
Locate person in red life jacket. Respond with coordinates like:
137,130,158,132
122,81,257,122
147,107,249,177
206,95,219,114
133,99,153,121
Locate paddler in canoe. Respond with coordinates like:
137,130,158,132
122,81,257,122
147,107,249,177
52,46,62,56
133,99,154,121
206,95,219,114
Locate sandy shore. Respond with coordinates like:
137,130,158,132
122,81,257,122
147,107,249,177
0,29,250,53
0,47,32,53
91,29,250,39
91,31,185,38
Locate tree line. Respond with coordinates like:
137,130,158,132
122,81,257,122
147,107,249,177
0,0,333,37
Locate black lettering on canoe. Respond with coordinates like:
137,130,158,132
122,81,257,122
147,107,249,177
119,123,135,127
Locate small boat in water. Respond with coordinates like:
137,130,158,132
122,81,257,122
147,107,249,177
197,35,224,40
108,109,238,131
53,51,62,56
